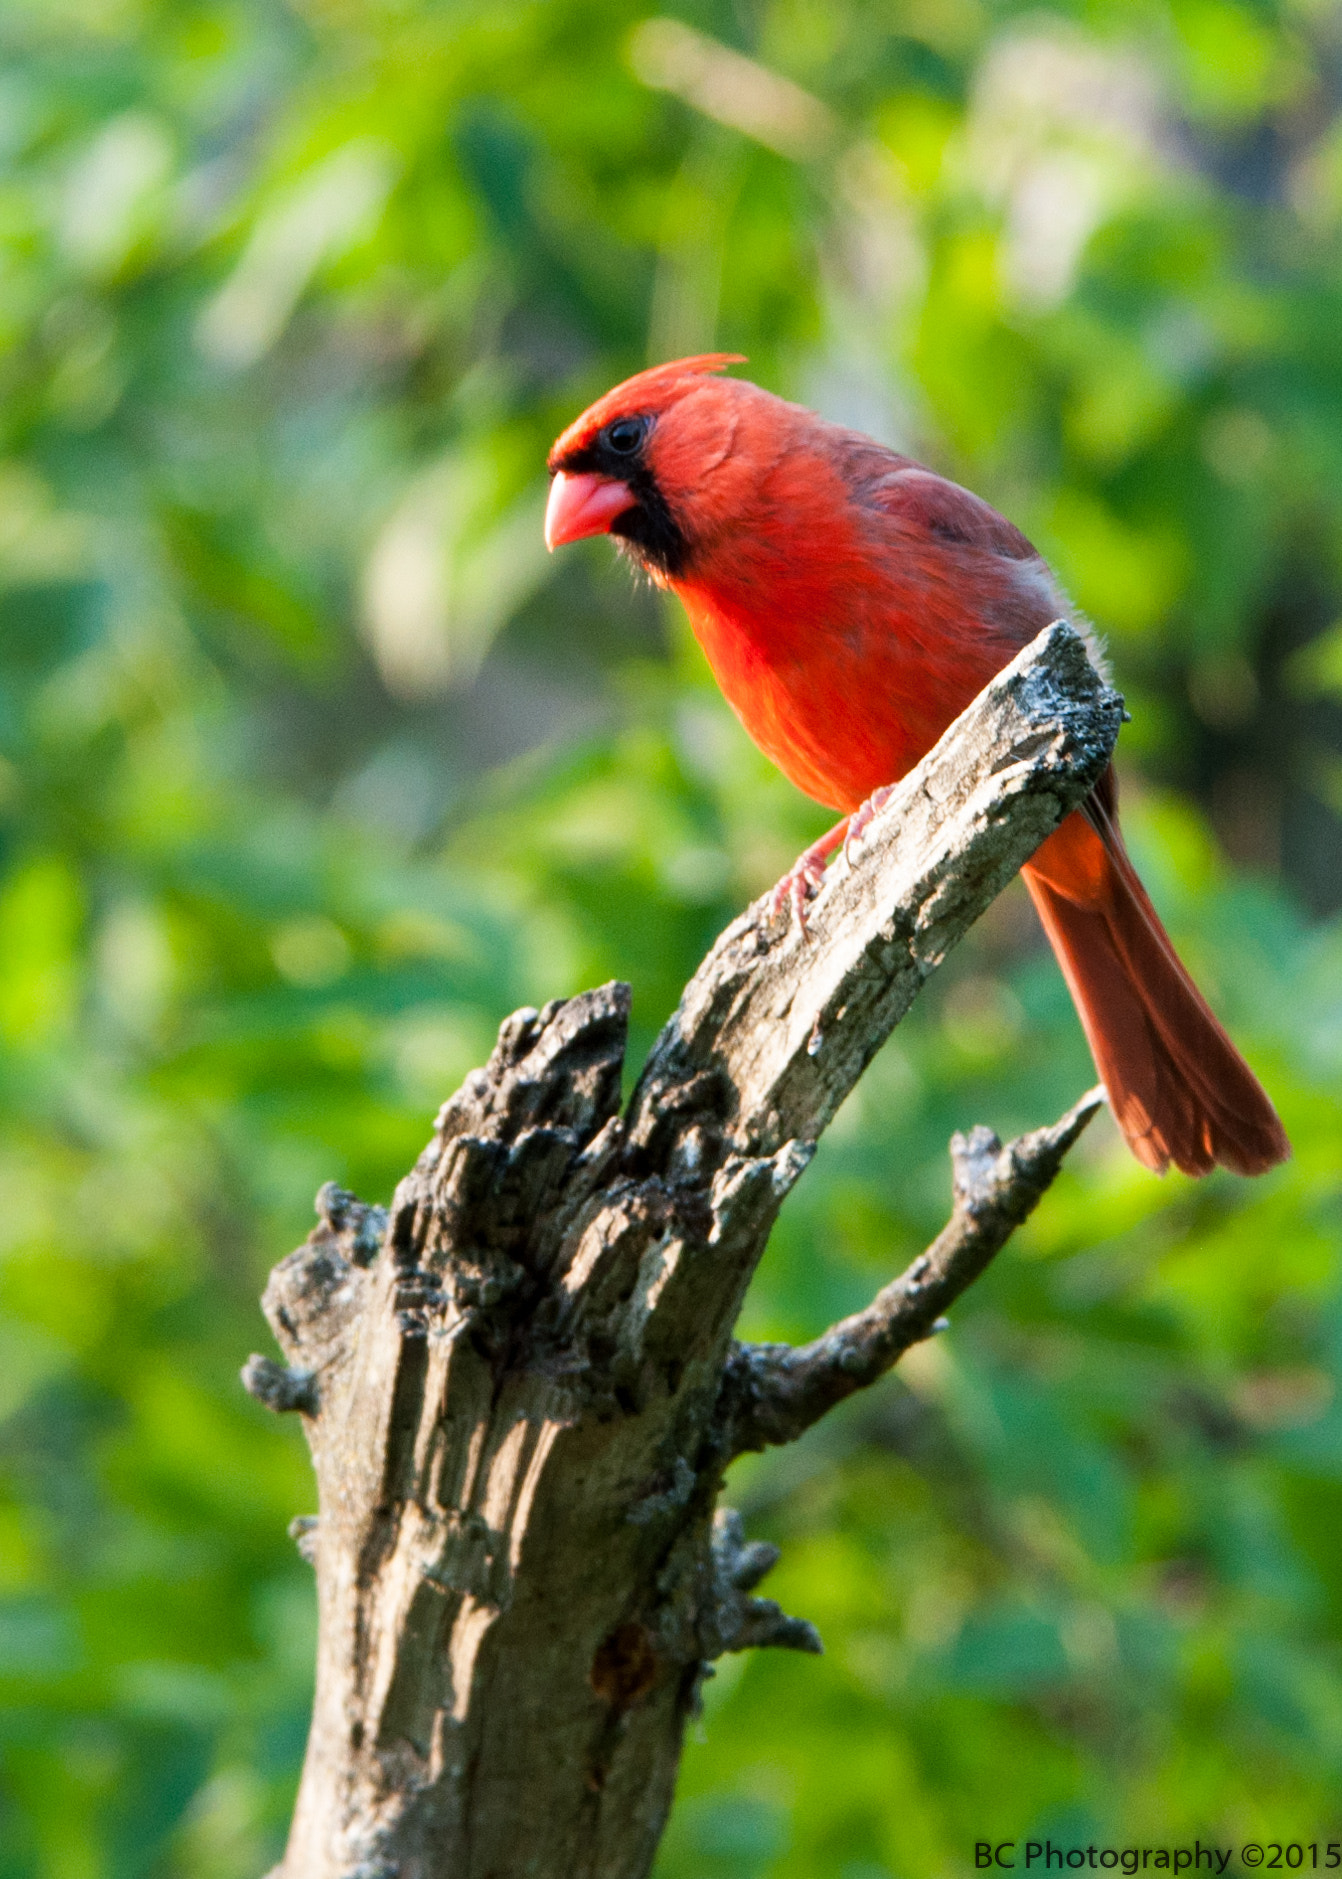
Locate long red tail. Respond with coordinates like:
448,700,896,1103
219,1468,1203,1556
1020,770,1289,1177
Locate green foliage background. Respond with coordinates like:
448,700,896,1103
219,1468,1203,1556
2,0,1341,1872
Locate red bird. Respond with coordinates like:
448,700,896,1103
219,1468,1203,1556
544,354,1289,1178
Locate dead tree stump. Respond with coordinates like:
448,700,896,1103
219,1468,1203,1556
244,624,1123,1879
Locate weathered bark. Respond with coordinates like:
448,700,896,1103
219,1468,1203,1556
246,623,1123,1879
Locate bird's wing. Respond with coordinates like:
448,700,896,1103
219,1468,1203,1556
859,464,1040,561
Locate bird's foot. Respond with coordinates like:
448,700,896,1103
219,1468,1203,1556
842,786,896,868
766,820,849,936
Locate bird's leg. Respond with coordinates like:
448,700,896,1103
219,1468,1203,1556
842,785,896,868
767,818,849,933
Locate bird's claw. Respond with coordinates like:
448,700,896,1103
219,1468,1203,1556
764,791,897,938
842,785,895,868
765,819,850,938
768,852,829,935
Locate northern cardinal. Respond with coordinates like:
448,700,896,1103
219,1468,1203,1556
544,355,1288,1177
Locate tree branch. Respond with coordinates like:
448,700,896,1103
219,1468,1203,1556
719,1086,1106,1457
246,623,1123,1879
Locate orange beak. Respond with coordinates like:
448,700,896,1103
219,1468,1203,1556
544,470,636,551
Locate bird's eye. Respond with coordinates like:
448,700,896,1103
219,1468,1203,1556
603,416,648,456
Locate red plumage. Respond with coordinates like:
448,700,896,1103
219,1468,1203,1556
546,356,1289,1177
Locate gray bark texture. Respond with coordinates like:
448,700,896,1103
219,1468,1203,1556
245,623,1123,1879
